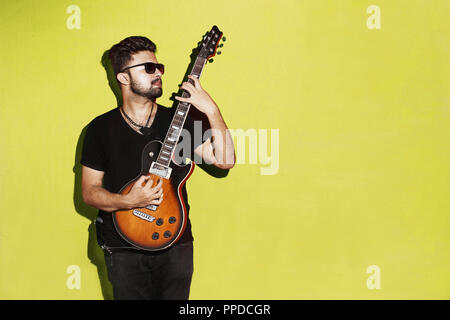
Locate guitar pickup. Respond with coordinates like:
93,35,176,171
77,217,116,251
149,162,172,179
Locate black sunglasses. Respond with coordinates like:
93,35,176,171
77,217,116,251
120,62,165,75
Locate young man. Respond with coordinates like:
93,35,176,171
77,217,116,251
80,36,235,299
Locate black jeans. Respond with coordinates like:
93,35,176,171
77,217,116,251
103,241,193,300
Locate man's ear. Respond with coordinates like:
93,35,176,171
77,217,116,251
116,72,129,86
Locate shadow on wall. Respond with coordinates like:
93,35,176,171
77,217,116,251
70,51,118,300
72,40,230,300
73,124,114,300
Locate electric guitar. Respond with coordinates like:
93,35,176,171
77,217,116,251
112,26,224,251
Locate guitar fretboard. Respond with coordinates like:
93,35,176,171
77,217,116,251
155,56,207,167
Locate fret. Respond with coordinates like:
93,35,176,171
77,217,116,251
164,140,176,148
172,118,183,126
165,130,181,142
156,153,171,165
156,159,170,167
172,120,183,129
191,58,205,78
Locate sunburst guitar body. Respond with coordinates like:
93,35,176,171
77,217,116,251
112,140,194,250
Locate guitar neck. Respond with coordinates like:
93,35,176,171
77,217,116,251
155,56,207,167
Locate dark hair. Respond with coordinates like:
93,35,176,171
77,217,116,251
108,36,157,76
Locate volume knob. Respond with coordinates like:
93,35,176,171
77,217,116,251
163,231,172,238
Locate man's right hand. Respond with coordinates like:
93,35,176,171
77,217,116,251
125,175,163,209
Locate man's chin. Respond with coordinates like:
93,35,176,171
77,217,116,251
152,88,162,99
143,88,162,100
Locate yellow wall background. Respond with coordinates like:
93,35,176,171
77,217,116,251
0,0,448,299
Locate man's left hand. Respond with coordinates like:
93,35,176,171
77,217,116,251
174,75,218,116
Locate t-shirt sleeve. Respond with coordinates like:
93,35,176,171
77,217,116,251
80,119,107,172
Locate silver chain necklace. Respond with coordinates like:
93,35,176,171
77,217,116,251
120,103,155,137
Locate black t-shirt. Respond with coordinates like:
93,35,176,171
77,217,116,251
80,104,211,248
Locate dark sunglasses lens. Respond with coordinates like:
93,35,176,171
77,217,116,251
145,63,164,75
157,64,164,74
144,63,156,74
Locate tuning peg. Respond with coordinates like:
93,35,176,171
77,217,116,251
217,51,222,55
218,43,223,48
208,58,214,63
222,36,227,42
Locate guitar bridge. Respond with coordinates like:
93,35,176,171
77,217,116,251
149,162,172,179
132,209,156,222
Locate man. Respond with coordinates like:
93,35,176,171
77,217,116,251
80,36,235,300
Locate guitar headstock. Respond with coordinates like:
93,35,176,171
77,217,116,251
198,25,225,62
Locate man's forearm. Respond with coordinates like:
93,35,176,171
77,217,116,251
83,185,131,212
205,106,235,168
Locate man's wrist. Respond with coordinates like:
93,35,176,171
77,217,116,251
203,102,220,118
115,192,132,210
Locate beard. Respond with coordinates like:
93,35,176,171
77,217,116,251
130,76,162,100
